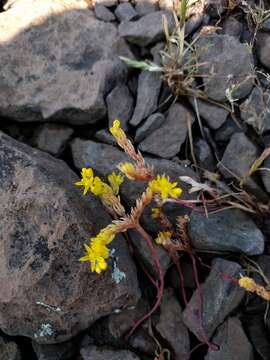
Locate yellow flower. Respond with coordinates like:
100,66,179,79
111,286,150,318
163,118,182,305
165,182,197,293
239,276,255,292
108,172,124,195
118,162,136,180
155,231,172,246
110,119,125,139
79,243,109,274
75,168,94,195
90,176,106,196
148,175,183,199
151,207,161,219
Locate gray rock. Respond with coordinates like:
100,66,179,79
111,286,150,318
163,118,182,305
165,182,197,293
218,132,257,178
155,288,190,359
32,124,73,156
256,32,270,70
0,337,21,360
94,129,116,145
0,0,130,124
128,328,156,356
205,317,254,360
114,3,138,22
214,116,243,142
244,316,270,360
261,18,270,32
196,34,254,101
185,14,203,36
139,103,194,158
261,157,270,193
240,87,270,134
80,346,140,360
222,16,243,38
134,0,158,15
189,97,229,130
182,258,245,341
189,209,265,255
95,0,118,6
194,139,215,171
205,0,228,17
130,71,162,126
0,131,140,343
135,113,164,143
128,229,171,278
94,4,116,22
119,10,175,46
89,299,149,345
106,84,134,130
32,340,76,360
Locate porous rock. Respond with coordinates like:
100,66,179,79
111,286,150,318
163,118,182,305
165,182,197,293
0,0,130,124
189,209,265,255
0,131,140,343
183,258,245,341
196,34,254,101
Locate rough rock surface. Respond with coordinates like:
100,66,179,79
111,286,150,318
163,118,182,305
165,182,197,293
32,340,77,360
0,0,130,124
240,87,270,134
183,258,245,341
119,10,175,46
194,139,215,171
94,4,116,22
155,288,190,359
31,124,74,156
130,71,162,127
189,97,229,130
0,131,140,343
205,317,254,360
138,103,194,158
106,84,134,130
0,337,21,360
115,3,138,22
189,209,265,255
196,34,254,101
256,32,270,70
135,113,164,143
80,346,140,360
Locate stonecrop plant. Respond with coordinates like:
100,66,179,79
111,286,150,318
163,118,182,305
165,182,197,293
75,120,270,352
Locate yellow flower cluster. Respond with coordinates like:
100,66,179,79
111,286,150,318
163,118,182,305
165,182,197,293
80,225,117,273
239,276,270,301
149,175,183,200
75,168,123,198
155,231,172,246
110,119,125,140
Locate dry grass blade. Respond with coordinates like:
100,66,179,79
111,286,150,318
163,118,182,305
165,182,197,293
241,147,270,186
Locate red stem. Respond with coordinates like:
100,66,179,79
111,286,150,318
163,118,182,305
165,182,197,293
125,223,164,339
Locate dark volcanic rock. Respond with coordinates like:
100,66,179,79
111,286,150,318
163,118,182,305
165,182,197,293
240,87,270,134
115,3,138,22
119,10,175,46
106,84,134,130
196,34,254,101
0,0,130,124
80,346,140,360
204,0,228,18
32,124,74,156
129,71,162,127
194,138,215,171
155,288,190,359
183,258,245,341
189,209,265,255
205,317,254,360
256,32,270,70
94,4,116,22
32,340,77,360
135,113,165,143
189,97,229,130
138,103,194,158
0,131,140,343
0,337,21,360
